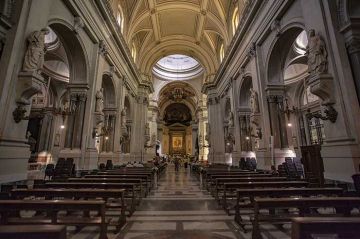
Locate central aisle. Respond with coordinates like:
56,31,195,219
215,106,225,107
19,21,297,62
118,165,240,239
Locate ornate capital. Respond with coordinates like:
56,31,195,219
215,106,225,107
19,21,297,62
247,42,256,58
267,95,283,104
99,40,107,55
74,16,84,34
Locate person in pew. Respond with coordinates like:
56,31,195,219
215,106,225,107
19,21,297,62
134,161,144,167
270,165,279,176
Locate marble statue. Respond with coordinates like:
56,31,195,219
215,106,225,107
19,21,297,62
121,107,127,127
145,123,150,136
225,133,235,153
26,131,37,152
95,88,104,113
307,29,328,75
22,28,49,72
250,88,259,113
228,111,234,127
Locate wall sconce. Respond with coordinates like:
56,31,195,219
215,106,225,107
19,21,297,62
13,104,29,123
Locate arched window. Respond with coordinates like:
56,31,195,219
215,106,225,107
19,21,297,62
219,43,225,62
116,4,124,33
131,43,137,62
232,7,239,35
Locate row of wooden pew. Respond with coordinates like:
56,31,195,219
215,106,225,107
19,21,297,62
196,165,360,239
0,163,167,239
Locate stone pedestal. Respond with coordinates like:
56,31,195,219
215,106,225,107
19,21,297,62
308,73,335,105
16,71,44,105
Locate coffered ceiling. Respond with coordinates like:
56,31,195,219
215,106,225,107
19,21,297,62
118,0,239,77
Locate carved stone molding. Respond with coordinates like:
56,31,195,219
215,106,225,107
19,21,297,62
267,95,283,104
346,38,360,54
308,73,335,105
73,16,84,34
271,19,281,37
16,71,44,105
247,42,256,58
98,40,107,55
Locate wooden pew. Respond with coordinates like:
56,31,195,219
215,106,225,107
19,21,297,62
66,178,145,198
233,187,343,226
84,174,151,193
10,188,126,230
0,200,107,239
213,177,287,201
97,172,154,188
291,217,360,239
0,225,66,239
204,172,271,190
252,197,360,239
222,181,309,214
39,182,139,216
206,173,273,190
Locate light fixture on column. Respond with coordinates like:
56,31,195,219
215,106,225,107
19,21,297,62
287,123,292,127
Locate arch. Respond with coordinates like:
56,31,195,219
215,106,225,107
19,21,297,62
163,103,193,126
47,20,88,84
239,76,253,108
102,73,116,109
266,26,305,84
224,97,231,116
123,95,132,119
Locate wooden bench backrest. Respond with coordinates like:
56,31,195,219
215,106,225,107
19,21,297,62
225,181,308,189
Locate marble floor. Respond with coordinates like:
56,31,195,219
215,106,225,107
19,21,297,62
71,165,291,239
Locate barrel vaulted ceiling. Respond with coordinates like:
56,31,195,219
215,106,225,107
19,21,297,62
117,0,242,79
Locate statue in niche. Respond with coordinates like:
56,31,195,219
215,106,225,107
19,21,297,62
307,29,328,75
250,88,259,114
121,107,127,128
227,111,234,127
22,28,50,72
54,132,60,146
95,88,104,113
225,133,235,153
145,123,150,136
26,131,37,153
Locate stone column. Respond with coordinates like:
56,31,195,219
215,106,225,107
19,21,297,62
64,94,77,149
157,121,164,155
72,93,87,149
130,94,148,162
346,38,360,103
207,94,225,163
191,122,198,155
37,109,54,152
266,94,288,149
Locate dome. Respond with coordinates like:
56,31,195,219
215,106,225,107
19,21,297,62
153,54,204,81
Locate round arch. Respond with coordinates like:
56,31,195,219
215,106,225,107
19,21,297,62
239,76,253,108
47,21,88,84
102,73,116,109
266,24,305,84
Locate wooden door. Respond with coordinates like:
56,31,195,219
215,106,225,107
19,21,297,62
300,145,324,185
